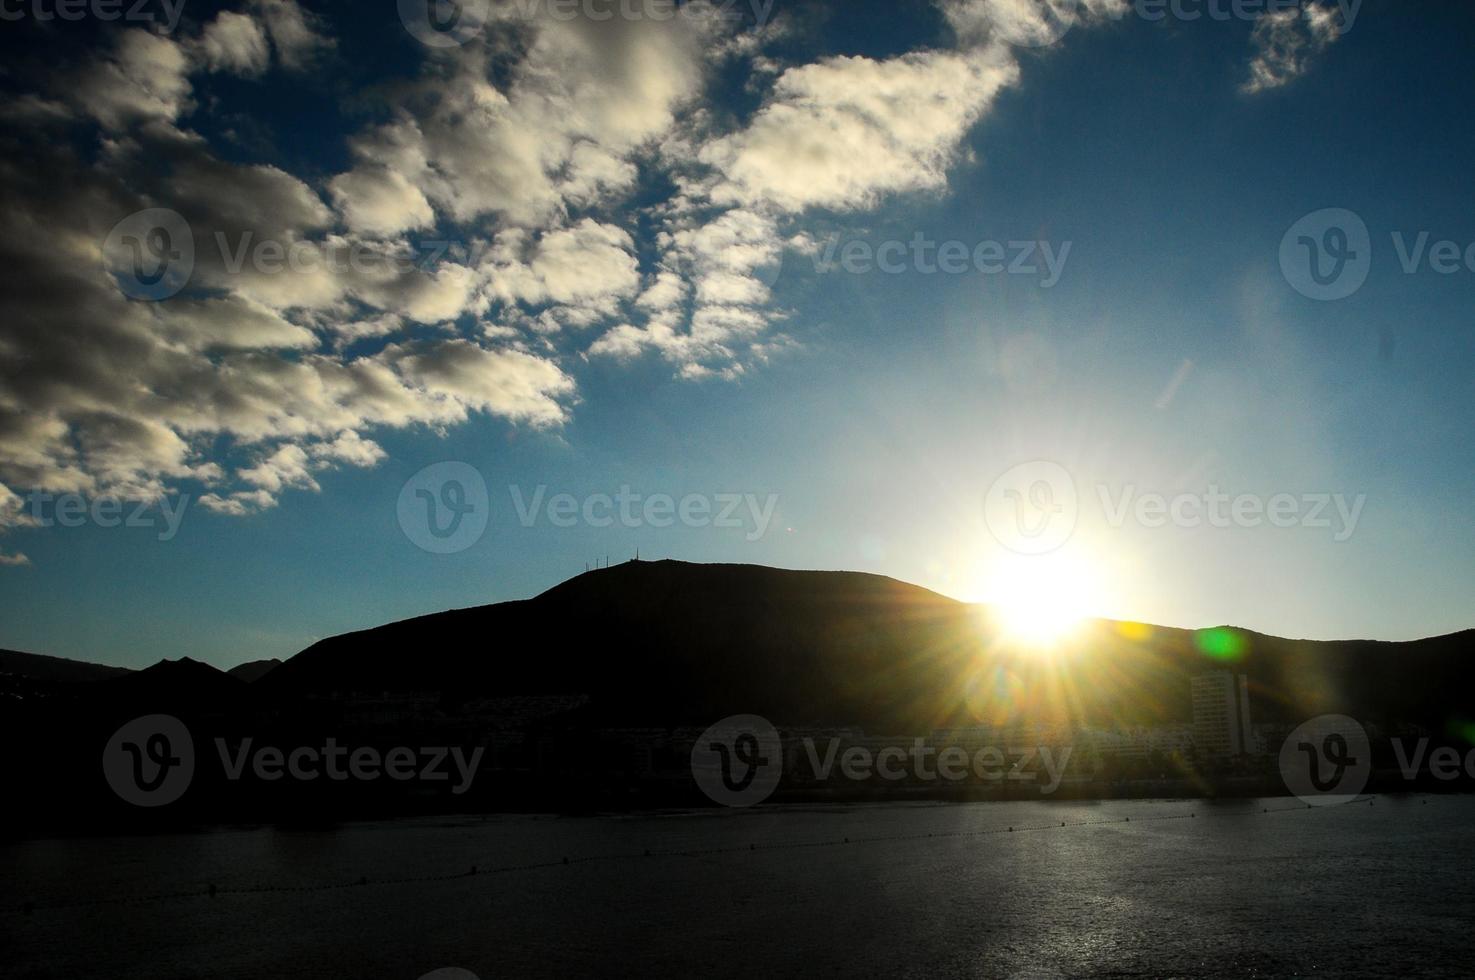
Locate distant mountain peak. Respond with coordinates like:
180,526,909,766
228,658,283,683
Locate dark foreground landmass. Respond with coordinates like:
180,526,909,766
3,560,1474,835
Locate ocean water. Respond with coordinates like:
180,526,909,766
4,795,1474,978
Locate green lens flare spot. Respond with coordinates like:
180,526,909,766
1445,718,1475,746
1195,627,1247,662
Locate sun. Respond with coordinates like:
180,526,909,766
997,585,1083,645
975,551,1106,650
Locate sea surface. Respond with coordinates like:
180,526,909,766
5,795,1474,978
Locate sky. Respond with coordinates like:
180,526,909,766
1,0,1472,669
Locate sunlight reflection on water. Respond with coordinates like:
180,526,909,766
6,795,1474,979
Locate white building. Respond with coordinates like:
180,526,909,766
1191,671,1255,756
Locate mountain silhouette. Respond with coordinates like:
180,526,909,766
89,656,247,706
258,559,1475,732
6,560,1475,834
227,658,282,683
0,648,131,701
1,648,130,684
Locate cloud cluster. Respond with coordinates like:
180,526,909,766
0,4,576,524
700,47,1019,214
329,14,706,233
0,0,1334,559
0,481,36,565
1242,1,1344,94
583,2,1043,377
939,0,1127,49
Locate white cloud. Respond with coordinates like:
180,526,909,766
239,443,319,494
150,295,317,351
312,430,387,468
385,339,576,427
939,0,1127,48
197,11,272,76
0,123,576,516
0,0,1146,522
1243,2,1344,94
393,262,481,326
329,166,435,238
251,0,334,71
72,29,194,130
699,46,1019,213
330,11,709,230
0,482,33,567
636,270,689,312
483,219,641,315
198,488,276,515
615,16,1035,378
0,482,31,526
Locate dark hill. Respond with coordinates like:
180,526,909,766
261,560,1475,732
0,648,132,701
228,658,282,683
82,656,250,716
0,648,131,684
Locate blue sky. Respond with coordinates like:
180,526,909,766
1,0,1473,668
